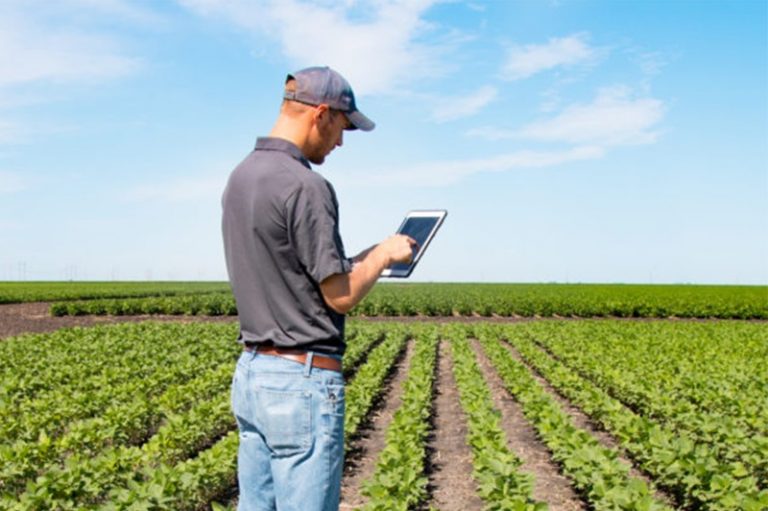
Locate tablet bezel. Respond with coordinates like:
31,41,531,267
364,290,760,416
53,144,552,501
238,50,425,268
381,209,447,278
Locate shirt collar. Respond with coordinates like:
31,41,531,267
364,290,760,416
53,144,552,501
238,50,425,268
254,137,311,169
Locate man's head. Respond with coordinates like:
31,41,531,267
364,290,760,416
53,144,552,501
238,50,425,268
284,66,375,132
272,66,374,165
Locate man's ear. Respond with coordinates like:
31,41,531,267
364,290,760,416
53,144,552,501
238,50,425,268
313,104,331,125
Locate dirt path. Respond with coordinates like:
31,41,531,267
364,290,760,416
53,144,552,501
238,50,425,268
426,340,485,511
470,338,586,510
497,339,675,506
2,301,758,342
0,302,236,340
339,339,416,510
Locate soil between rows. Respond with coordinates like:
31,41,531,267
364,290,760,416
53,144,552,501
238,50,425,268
426,340,485,510
469,338,585,510
0,302,236,340
340,340,415,509
496,339,675,507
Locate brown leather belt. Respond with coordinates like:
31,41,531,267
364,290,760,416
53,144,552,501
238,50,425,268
244,344,342,373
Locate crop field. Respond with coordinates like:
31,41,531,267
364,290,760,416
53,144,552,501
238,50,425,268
42,283,768,319
1,311,766,510
0,282,230,305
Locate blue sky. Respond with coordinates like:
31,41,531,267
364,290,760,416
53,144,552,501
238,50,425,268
1,0,766,284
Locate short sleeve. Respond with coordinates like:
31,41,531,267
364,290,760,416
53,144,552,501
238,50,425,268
285,178,353,283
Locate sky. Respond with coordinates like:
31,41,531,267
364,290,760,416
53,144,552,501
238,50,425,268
0,0,766,284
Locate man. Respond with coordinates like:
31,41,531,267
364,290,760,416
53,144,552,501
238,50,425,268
221,66,416,511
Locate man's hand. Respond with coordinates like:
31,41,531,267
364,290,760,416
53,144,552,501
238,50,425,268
320,234,418,315
378,234,419,266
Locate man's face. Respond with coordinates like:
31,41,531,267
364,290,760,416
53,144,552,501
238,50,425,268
307,108,351,165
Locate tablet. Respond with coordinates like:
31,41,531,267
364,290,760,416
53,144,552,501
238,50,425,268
381,210,447,278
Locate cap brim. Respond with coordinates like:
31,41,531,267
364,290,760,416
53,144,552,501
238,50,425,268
345,110,375,132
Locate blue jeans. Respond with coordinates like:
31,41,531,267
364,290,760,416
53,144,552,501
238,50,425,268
231,350,345,511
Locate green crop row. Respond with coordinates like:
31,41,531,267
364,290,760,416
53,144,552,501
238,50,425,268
1,324,241,509
49,294,237,316
0,362,232,497
358,283,768,319
341,325,385,377
528,321,768,433
0,323,238,444
5,389,236,510
345,326,409,442
0,281,230,304
525,321,768,485
102,430,241,511
471,325,672,511
448,329,546,510
49,282,768,319
360,326,439,510
499,324,767,510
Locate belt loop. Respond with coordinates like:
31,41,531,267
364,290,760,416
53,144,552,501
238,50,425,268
304,351,314,377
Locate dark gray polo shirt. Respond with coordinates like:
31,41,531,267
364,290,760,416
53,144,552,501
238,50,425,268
221,137,353,354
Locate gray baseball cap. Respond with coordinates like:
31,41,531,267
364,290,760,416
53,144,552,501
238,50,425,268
284,66,375,132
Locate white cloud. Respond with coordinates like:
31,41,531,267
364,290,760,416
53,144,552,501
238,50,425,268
631,49,668,78
177,0,443,95
502,33,597,81
125,175,228,203
0,171,27,194
0,14,141,87
431,86,498,122
516,86,665,146
337,145,604,188
469,87,665,148
55,0,164,25
0,1,146,146
466,3,487,13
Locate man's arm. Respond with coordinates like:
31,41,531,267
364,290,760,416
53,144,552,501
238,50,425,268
320,235,416,314
351,244,377,263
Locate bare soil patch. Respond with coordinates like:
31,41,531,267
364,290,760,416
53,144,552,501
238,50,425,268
339,339,416,510
426,340,485,511
0,302,236,340
470,338,586,510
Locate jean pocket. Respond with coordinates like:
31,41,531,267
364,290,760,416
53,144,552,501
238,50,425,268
257,388,312,457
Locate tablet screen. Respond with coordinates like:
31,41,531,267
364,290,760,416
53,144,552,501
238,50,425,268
388,216,441,273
